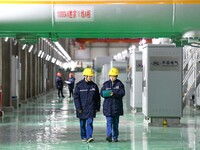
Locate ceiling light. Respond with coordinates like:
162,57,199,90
38,50,42,57
41,52,45,58
22,44,26,50
28,45,34,53
54,42,71,61
4,37,9,42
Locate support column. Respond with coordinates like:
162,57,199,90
32,51,36,98
36,53,39,96
11,41,20,109
47,62,54,90
0,39,3,116
19,46,27,103
0,39,2,86
2,39,14,112
49,46,54,89
27,50,32,100
39,58,42,94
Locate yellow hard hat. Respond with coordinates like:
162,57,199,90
83,68,94,76
109,67,119,76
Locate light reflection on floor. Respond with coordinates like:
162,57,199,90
0,88,200,149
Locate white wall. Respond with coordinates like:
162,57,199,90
90,43,108,59
75,48,90,60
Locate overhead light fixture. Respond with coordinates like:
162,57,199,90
54,42,71,61
51,58,56,63
56,60,60,65
38,50,42,57
48,56,51,61
42,38,74,64
139,39,146,45
4,37,9,42
14,40,18,45
28,45,34,53
191,43,200,47
53,59,56,63
182,30,200,39
51,57,56,63
129,45,136,52
22,44,26,50
113,55,118,60
41,52,45,58
45,54,49,60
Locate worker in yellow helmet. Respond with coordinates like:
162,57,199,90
74,68,100,143
100,67,125,142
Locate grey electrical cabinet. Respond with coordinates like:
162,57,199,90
130,51,143,112
142,44,182,125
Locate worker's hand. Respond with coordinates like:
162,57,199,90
78,109,83,114
110,92,113,96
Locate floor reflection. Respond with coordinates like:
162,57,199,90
1,88,200,149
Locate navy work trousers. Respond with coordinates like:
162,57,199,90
106,116,119,139
79,118,93,139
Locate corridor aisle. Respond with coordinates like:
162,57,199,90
0,88,200,150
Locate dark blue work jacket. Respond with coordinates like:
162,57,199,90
100,79,125,117
56,76,63,90
74,79,100,119
68,77,75,89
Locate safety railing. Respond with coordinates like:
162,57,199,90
182,46,200,108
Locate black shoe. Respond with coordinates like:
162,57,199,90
106,137,112,142
114,139,118,142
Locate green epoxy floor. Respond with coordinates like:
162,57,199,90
1,88,200,150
